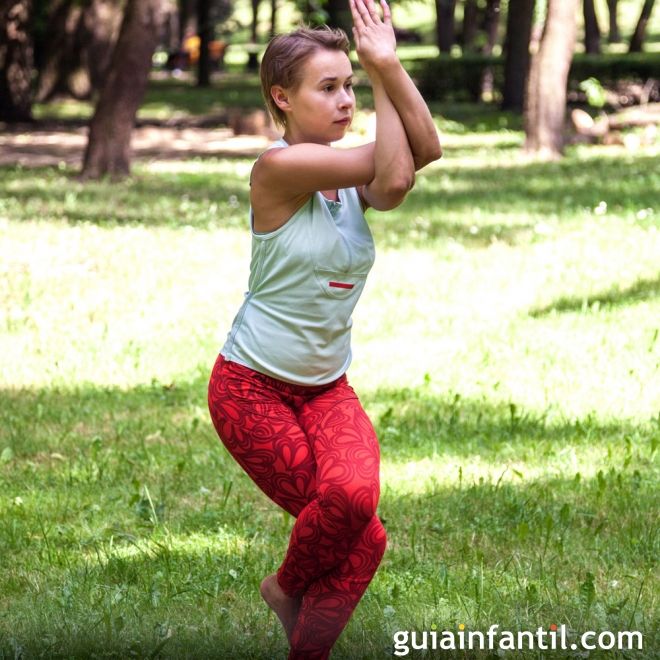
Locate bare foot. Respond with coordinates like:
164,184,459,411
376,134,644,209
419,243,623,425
260,574,302,642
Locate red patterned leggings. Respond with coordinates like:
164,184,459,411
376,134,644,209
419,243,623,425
207,354,387,659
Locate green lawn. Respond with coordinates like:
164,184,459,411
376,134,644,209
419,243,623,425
1,105,658,658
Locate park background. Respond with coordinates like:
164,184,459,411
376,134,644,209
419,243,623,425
1,0,659,658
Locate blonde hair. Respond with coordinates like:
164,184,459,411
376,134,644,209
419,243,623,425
260,26,351,128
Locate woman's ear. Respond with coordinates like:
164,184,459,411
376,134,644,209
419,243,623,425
271,86,292,115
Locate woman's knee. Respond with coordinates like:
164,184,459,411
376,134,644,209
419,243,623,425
318,481,380,529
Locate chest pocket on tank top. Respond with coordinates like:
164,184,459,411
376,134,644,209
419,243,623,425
314,268,368,300
310,192,372,301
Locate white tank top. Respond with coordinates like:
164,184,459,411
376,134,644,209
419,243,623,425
220,139,376,385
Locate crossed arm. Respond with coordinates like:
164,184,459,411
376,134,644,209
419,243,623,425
350,0,442,210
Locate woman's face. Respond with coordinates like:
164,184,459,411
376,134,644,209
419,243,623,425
275,48,355,145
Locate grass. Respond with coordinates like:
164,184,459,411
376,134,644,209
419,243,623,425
1,94,659,658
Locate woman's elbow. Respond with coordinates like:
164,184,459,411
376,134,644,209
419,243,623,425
369,176,414,211
388,172,415,199
370,193,406,211
417,141,442,169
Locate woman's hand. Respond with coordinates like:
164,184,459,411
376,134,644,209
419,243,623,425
349,0,397,74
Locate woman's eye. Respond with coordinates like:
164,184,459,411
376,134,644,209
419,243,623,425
324,85,334,92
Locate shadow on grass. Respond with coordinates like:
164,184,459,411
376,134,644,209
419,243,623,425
0,167,251,229
403,153,659,217
529,272,660,316
1,377,657,658
1,375,656,470
3,150,658,247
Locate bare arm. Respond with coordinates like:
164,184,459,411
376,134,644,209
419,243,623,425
360,72,415,211
350,0,415,210
251,142,376,196
352,0,442,171
371,56,442,170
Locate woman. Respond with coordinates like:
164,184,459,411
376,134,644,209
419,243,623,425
207,0,441,657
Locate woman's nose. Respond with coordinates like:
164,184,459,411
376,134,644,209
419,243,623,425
338,89,354,108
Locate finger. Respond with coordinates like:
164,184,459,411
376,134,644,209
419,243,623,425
351,0,369,30
380,0,392,25
364,0,382,23
354,0,375,26
349,0,367,29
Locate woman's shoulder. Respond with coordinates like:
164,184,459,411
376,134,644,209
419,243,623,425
249,138,286,184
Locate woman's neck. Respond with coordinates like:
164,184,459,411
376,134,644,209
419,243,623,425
282,127,330,147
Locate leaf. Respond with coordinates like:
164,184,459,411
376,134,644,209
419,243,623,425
580,571,596,612
1,447,14,463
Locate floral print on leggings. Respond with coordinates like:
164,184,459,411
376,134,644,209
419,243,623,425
208,354,387,660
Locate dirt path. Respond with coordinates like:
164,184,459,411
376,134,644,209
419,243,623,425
0,122,273,168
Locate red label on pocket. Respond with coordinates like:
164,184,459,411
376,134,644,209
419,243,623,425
328,281,354,289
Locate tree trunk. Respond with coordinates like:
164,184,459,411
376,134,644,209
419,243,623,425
583,0,601,54
197,0,211,86
178,0,196,45
0,0,34,122
524,0,579,158
502,0,535,112
479,0,501,98
36,0,123,102
81,0,163,179
32,0,70,92
326,0,351,34
629,0,655,53
270,0,277,38
481,0,501,55
462,0,478,51
606,0,620,43
435,0,456,54
246,0,260,71
36,0,82,100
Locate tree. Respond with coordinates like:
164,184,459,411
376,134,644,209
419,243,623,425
502,0,535,112
479,0,501,99
81,0,164,179
481,0,501,55
195,0,233,85
435,0,456,53
326,0,352,34
583,0,601,54
0,0,34,122
524,0,579,158
178,0,195,44
461,0,478,51
629,0,655,52
35,0,123,102
606,0,620,43
246,0,261,71
269,0,277,37
197,0,211,86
